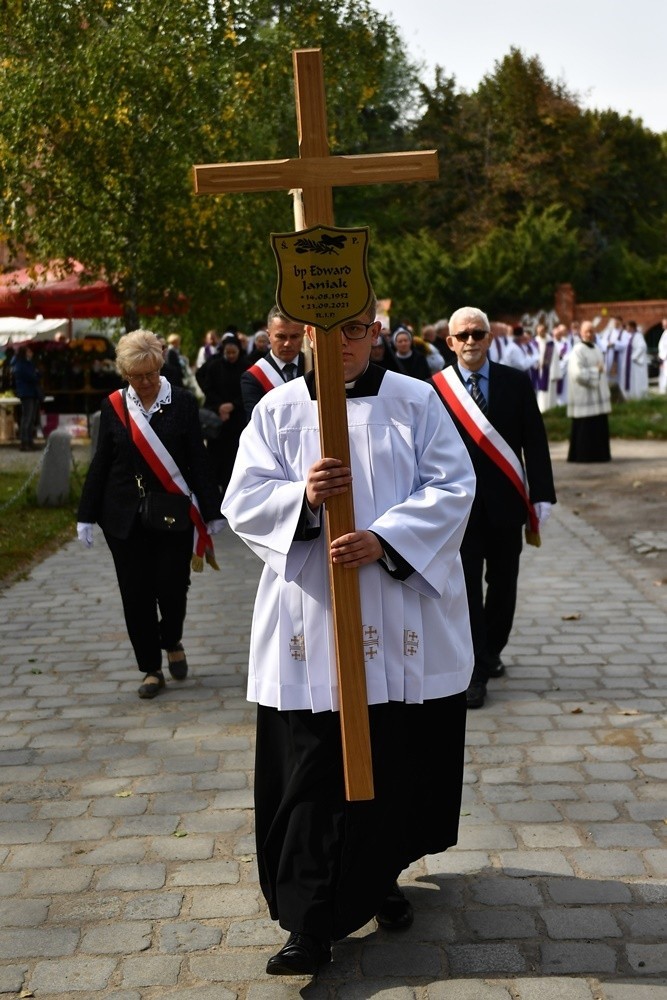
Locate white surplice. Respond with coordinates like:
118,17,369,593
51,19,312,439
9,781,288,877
222,369,476,713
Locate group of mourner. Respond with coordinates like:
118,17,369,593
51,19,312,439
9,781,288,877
75,302,654,978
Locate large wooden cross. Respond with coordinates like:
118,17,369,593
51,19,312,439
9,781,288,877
194,48,438,801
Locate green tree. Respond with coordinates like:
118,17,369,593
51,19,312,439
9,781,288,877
370,229,457,325
409,48,667,311
461,204,581,315
0,0,416,339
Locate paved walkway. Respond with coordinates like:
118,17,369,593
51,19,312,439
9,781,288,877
0,480,666,998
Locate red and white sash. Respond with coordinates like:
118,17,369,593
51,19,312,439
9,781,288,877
432,368,540,546
109,390,218,571
246,357,286,394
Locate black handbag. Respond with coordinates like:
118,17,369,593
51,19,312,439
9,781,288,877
139,491,191,532
122,390,192,532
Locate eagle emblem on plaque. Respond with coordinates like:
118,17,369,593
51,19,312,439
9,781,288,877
271,225,371,332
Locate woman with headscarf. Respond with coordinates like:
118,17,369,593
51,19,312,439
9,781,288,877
391,327,431,381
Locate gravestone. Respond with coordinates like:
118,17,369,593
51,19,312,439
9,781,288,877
37,430,71,506
89,410,101,454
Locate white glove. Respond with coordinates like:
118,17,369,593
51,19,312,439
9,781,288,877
206,518,227,536
534,502,552,525
77,522,94,548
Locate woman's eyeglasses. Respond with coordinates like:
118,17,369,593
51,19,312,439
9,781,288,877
127,368,162,382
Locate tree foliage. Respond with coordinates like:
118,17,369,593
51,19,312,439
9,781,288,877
410,48,667,316
0,0,415,338
2,14,666,335
369,229,457,326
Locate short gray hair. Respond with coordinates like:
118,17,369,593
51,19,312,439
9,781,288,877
115,329,164,380
448,307,490,334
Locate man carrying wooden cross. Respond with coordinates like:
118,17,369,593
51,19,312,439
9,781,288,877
222,288,476,976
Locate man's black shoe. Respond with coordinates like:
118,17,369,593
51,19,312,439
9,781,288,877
466,681,487,709
487,658,505,679
266,932,332,976
375,882,414,930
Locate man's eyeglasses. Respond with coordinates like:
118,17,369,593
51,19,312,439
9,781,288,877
127,368,161,382
452,329,488,343
340,322,374,340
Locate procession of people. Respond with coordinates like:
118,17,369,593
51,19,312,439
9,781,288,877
2,288,657,981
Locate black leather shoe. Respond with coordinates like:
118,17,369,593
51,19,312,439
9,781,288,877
138,672,165,699
487,658,505,679
266,932,332,976
167,643,188,681
466,681,487,709
375,882,414,930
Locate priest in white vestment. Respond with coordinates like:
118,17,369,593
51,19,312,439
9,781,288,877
618,322,649,400
222,295,475,977
534,323,561,412
658,320,667,395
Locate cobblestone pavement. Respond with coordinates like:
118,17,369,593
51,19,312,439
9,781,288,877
1,458,666,998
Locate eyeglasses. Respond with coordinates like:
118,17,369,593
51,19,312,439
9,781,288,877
340,322,374,340
452,329,488,343
127,368,161,382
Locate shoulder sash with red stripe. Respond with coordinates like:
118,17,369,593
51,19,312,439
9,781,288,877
109,390,218,571
432,368,540,546
246,357,285,394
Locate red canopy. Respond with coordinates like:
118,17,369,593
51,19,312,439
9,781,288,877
0,261,124,319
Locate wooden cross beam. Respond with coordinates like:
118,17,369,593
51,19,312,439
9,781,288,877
194,48,438,801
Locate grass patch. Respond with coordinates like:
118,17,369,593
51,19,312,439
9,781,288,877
543,393,667,442
0,466,83,587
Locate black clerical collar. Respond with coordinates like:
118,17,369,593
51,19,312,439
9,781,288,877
305,363,386,400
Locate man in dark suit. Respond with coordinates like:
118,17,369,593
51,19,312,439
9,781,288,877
433,306,556,708
240,306,306,420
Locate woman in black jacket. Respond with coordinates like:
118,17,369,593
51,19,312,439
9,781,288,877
197,336,248,494
77,330,222,699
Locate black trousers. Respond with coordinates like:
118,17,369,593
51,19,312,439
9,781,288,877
19,397,40,447
460,514,522,683
104,520,193,674
254,693,467,942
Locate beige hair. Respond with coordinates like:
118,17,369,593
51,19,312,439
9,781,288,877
448,306,490,334
115,329,164,380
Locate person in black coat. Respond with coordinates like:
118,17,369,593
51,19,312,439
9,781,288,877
435,307,557,709
10,346,42,451
77,330,223,699
196,336,248,494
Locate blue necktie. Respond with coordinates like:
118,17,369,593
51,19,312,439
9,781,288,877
468,372,488,414
283,363,297,381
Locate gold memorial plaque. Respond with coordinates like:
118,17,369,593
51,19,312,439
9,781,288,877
271,225,371,331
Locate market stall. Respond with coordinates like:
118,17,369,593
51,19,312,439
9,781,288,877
1,330,122,441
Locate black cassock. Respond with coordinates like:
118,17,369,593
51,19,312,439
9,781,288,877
254,692,467,941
